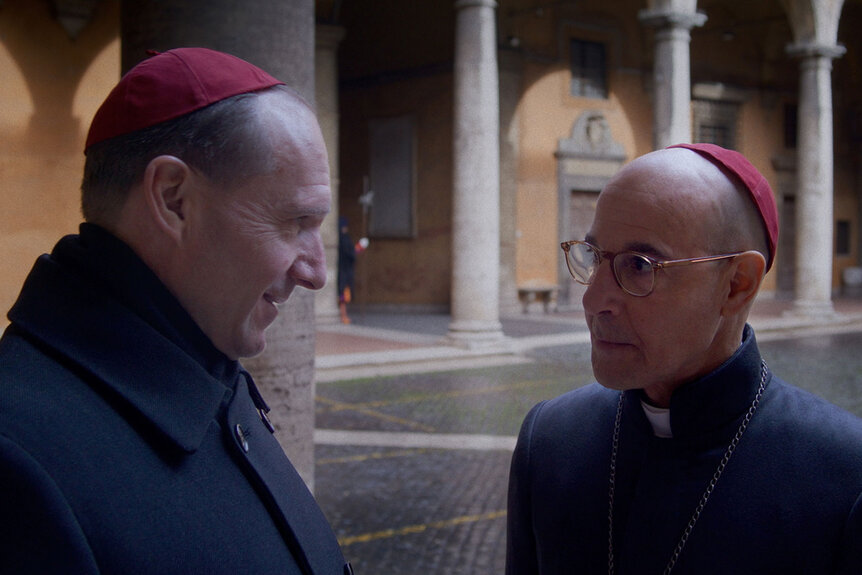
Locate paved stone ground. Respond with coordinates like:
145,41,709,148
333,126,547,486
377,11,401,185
313,328,862,574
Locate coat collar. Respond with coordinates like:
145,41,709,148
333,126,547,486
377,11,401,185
8,225,235,453
624,325,769,440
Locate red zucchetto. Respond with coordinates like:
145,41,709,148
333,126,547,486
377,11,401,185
85,47,284,152
668,143,779,272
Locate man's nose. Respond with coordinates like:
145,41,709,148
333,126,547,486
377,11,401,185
292,234,328,290
582,259,620,312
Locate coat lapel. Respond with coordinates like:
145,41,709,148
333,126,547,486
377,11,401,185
225,373,347,575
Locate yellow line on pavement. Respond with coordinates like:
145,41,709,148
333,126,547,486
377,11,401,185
338,510,508,547
315,395,436,432
317,448,429,465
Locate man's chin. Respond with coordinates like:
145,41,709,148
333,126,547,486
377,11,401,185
240,341,267,359
596,378,629,392
242,330,269,358
592,361,636,392
229,327,269,360
238,307,280,358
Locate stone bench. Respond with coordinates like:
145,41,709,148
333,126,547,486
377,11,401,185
517,284,558,314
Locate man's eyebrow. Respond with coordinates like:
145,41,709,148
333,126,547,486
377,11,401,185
584,234,665,259
625,242,665,258
276,198,330,217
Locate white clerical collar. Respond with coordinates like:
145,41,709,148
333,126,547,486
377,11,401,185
641,400,673,438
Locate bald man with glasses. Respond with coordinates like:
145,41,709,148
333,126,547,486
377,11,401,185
506,144,862,574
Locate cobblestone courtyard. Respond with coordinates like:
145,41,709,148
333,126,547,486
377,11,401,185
313,327,862,574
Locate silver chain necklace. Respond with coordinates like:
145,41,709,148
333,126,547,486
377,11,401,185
607,360,768,575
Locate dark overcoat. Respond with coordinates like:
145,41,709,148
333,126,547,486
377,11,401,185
0,225,350,575
507,326,862,574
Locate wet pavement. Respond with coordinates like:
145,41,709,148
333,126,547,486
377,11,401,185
312,298,862,574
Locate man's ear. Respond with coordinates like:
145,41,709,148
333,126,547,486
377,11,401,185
723,250,766,315
142,155,193,243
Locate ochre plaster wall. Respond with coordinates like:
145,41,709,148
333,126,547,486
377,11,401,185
1,0,858,317
734,96,786,294
513,63,652,290
0,0,120,324
835,164,859,287
339,73,454,309
511,0,860,297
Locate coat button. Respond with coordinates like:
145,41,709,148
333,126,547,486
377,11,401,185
235,424,249,452
259,408,275,433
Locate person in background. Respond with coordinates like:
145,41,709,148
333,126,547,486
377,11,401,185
0,47,352,575
506,143,862,574
337,216,367,324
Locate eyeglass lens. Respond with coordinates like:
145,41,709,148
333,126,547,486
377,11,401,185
566,242,596,283
566,243,655,296
613,253,655,295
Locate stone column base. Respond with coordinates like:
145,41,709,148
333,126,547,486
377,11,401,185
446,319,506,349
784,298,838,321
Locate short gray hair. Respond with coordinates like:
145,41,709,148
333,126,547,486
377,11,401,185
80,84,296,225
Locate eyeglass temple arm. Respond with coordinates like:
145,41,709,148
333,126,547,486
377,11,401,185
655,253,742,269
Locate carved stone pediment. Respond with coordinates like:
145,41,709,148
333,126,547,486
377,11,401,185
555,111,626,193
52,0,100,40
557,111,626,159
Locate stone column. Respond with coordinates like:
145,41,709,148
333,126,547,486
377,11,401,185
498,48,523,315
639,5,706,149
314,25,345,325
448,0,504,345
787,42,845,317
121,0,319,490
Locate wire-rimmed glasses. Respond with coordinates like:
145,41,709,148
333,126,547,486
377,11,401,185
560,240,743,297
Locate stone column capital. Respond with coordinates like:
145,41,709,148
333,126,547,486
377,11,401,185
786,41,846,61
455,0,497,10
638,8,707,31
